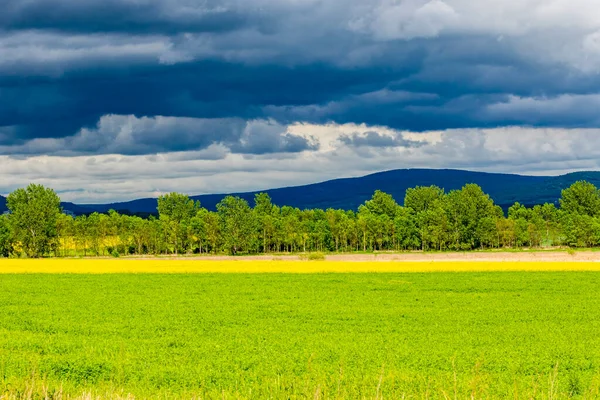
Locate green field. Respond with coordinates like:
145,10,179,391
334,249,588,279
1,273,600,399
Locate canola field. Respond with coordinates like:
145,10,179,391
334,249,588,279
3,258,600,273
1,262,600,399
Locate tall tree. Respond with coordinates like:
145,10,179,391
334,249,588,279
130,216,151,255
404,186,444,213
188,208,208,254
157,193,199,255
533,203,559,245
86,213,102,256
394,207,420,250
0,214,12,257
217,196,255,255
446,184,500,249
74,215,89,256
6,184,62,257
560,181,600,217
204,211,221,253
363,190,399,219
57,213,74,257
254,193,275,252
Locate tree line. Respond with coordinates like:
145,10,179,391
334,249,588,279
2,181,600,257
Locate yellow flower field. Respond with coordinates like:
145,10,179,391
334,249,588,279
1,258,600,273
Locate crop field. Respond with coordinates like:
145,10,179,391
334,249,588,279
3,258,600,273
1,263,600,399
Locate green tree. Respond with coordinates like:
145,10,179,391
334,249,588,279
204,211,221,253
0,214,12,257
132,217,152,254
513,218,530,248
363,190,399,219
496,218,516,248
325,209,344,252
74,215,89,256
356,207,373,251
560,181,600,217
394,207,420,250
477,217,498,249
404,186,444,213
561,213,599,248
108,210,123,253
405,186,445,250
189,208,208,254
508,202,530,220
56,213,73,257
6,184,62,257
148,216,165,255
217,196,255,255
281,206,301,252
533,203,559,246
157,193,199,255
86,213,102,256
418,202,450,251
254,193,274,253
97,213,111,255
446,184,500,249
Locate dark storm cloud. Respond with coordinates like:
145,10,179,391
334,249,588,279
0,60,412,142
1,0,258,34
1,0,600,156
0,116,318,156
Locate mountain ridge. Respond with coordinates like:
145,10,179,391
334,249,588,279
3,169,600,215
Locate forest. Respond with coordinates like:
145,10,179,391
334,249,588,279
1,181,600,257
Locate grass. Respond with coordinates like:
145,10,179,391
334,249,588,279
3,259,600,274
1,271,600,398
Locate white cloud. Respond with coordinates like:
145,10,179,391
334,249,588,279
359,0,458,40
3,123,600,202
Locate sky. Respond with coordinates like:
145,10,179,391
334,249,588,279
3,0,600,202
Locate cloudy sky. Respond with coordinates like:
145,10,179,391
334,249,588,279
3,0,600,202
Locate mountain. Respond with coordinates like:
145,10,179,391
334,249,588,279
5,169,600,216
0,194,92,215
72,169,600,215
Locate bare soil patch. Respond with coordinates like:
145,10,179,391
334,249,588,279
130,250,600,262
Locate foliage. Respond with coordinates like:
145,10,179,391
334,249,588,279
0,214,12,257
5,180,600,257
157,193,200,255
404,185,444,214
1,273,600,398
300,251,326,261
6,183,61,257
217,196,255,254
560,180,600,217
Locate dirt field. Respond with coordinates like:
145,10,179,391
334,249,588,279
128,250,600,262
327,251,600,262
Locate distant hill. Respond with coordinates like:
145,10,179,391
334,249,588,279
71,169,600,215
4,169,600,216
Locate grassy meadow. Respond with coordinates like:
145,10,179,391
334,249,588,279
1,264,600,398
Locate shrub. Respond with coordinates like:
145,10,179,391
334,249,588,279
307,252,326,261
